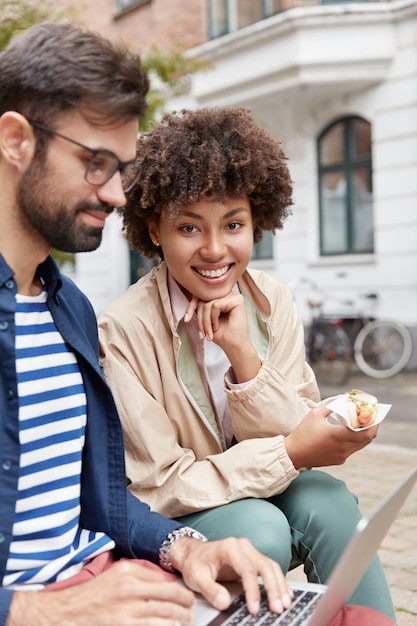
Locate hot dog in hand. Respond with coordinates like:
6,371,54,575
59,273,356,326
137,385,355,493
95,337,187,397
347,389,378,428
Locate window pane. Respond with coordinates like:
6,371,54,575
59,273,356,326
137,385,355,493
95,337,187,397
351,168,374,253
320,122,344,166
265,0,283,15
252,231,273,260
118,0,145,8
236,0,263,28
209,0,282,37
210,0,227,38
320,172,348,254
352,118,371,159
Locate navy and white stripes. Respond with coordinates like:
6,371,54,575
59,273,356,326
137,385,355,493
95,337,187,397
3,291,113,589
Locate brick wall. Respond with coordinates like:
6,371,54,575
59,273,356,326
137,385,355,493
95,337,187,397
68,0,392,51
71,0,207,51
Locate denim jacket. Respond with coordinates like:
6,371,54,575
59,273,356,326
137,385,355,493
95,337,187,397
0,254,182,624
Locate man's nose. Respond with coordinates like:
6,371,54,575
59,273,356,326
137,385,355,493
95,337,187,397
97,171,126,208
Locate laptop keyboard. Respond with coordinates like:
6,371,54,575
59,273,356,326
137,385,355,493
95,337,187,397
207,587,321,626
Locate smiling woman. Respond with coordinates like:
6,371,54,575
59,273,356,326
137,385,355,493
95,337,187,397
98,106,396,623
148,196,254,307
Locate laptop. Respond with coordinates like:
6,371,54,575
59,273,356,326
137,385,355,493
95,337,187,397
194,466,417,626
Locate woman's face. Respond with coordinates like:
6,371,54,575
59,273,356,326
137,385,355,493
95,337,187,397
150,196,254,301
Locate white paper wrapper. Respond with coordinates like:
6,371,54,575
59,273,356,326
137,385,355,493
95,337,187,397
324,394,392,431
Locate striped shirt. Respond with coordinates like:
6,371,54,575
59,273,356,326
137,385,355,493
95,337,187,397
3,290,114,590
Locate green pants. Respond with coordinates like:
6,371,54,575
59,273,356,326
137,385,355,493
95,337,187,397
176,470,396,622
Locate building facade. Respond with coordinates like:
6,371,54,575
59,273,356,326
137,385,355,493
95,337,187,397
69,0,417,364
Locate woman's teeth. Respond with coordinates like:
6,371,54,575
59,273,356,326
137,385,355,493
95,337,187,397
198,266,229,278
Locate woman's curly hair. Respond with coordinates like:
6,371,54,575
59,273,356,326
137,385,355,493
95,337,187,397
121,107,293,259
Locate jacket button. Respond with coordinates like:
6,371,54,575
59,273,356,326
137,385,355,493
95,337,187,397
5,280,14,289
0,321,8,331
2,460,12,471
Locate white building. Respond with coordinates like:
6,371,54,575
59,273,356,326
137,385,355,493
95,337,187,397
73,0,417,365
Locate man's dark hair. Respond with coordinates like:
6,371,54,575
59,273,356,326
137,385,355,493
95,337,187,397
0,22,149,125
121,107,293,258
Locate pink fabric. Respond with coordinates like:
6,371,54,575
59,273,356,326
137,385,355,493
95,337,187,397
45,552,395,625
45,550,178,590
329,604,395,626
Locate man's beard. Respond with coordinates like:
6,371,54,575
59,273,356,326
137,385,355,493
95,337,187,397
17,157,114,253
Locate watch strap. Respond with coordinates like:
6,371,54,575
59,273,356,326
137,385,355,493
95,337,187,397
159,526,208,573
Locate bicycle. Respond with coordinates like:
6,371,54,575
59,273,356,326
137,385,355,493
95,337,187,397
291,278,413,385
340,294,413,379
304,296,352,385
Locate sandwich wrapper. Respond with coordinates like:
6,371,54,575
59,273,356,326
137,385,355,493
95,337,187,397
324,394,392,431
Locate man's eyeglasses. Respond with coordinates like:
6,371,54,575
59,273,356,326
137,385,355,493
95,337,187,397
29,120,142,193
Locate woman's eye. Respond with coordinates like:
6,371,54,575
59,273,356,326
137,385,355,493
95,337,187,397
227,221,242,231
181,224,197,233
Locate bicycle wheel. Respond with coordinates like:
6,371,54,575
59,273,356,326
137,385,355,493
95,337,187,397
308,323,352,385
354,319,413,378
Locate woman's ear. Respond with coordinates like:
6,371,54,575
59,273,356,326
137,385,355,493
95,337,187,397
148,223,160,247
0,112,36,170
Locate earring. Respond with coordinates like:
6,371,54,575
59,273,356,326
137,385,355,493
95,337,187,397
151,239,160,246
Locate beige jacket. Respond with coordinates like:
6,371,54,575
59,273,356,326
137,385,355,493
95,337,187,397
98,262,320,518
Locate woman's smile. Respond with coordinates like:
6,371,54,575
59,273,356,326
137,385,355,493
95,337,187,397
193,264,232,279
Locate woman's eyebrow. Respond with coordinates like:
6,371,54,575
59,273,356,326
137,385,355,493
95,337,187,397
180,210,204,220
223,207,251,219
179,207,249,220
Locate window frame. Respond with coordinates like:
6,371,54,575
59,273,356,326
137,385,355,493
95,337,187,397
317,115,374,257
208,0,282,40
116,0,150,14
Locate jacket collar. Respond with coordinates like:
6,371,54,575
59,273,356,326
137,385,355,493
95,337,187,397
0,253,62,299
36,255,63,301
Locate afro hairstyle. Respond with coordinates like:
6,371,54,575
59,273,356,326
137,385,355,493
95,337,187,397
121,107,293,258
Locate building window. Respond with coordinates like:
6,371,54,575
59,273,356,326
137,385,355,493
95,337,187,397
318,116,374,256
252,231,273,260
117,0,149,12
209,0,282,39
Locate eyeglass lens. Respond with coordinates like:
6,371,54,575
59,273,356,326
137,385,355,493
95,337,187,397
121,161,142,193
86,154,141,193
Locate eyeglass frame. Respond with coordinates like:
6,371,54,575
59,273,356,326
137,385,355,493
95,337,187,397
28,120,142,193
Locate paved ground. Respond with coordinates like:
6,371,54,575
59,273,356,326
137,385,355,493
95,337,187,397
288,369,417,625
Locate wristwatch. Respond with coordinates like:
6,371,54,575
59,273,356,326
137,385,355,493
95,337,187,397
159,526,208,573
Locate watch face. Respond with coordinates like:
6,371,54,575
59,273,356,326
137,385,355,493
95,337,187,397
184,527,208,542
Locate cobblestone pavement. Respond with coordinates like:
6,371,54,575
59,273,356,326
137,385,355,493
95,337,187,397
288,444,417,625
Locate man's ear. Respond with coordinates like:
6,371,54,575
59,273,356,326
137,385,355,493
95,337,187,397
0,112,36,170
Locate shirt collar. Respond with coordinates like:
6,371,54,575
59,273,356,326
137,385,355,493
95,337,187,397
167,271,190,330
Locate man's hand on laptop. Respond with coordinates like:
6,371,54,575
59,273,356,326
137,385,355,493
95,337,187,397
170,535,294,615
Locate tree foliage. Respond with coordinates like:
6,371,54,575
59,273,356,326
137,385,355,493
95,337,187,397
139,42,207,131
0,0,76,50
